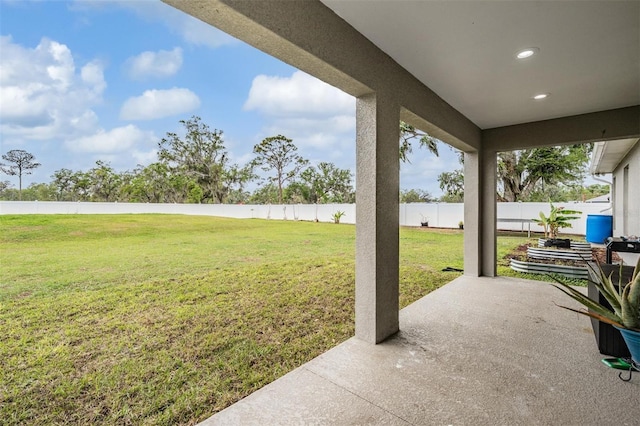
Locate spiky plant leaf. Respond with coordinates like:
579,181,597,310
601,271,623,313
584,260,623,314
632,256,640,283
550,282,624,324
551,269,620,314
553,257,640,332
554,303,626,329
622,272,640,330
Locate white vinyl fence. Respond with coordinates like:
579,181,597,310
0,201,612,236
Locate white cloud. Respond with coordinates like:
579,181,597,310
261,116,356,150
131,148,158,165
71,0,236,49
81,60,107,95
244,70,355,118
119,88,200,121
0,35,105,140
243,70,356,159
65,124,155,154
272,115,356,136
125,47,183,80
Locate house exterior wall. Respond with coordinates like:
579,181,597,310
612,141,640,237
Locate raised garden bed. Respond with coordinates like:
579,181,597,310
506,240,620,280
527,246,593,262
509,258,588,279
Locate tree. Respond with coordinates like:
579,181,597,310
435,145,592,203
400,188,434,203
283,181,312,204
224,164,256,203
399,121,439,163
300,162,354,203
437,149,465,202
87,160,121,202
527,183,609,203
225,188,251,204
580,184,610,201
249,183,279,204
0,180,13,200
0,149,41,200
122,163,174,203
252,135,309,204
497,145,591,202
70,171,92,201
20,182,56,201
437,169,464,202
159,116,243,203
51,168,75,201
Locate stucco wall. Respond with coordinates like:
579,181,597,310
612,141,640,237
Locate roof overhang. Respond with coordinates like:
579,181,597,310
590,138,639,175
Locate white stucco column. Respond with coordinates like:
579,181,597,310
355,92,400,344
481,150,497,277
463,151,482,276
463,149,497,277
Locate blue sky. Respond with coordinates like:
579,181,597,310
0,0,460,197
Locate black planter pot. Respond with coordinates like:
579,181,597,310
587,263,634,357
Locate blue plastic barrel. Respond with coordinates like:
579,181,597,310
586,214,613,243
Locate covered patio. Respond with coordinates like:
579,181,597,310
204,275,640,424
161,1,640,423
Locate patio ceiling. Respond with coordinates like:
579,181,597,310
320,0,640,130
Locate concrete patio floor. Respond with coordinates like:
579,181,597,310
201,275,639,425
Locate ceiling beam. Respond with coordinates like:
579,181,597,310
483,106,640,152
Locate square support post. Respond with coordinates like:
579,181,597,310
481,150,497,277
355,92,400,344
463,151,482,276
464,149,497,277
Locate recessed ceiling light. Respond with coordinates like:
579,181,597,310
533,93,549,100
516,47,539,59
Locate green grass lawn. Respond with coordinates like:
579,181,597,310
0,214,526,425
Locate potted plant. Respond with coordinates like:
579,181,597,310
458,221,464,230
588,263,634,357
551,258,640,368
